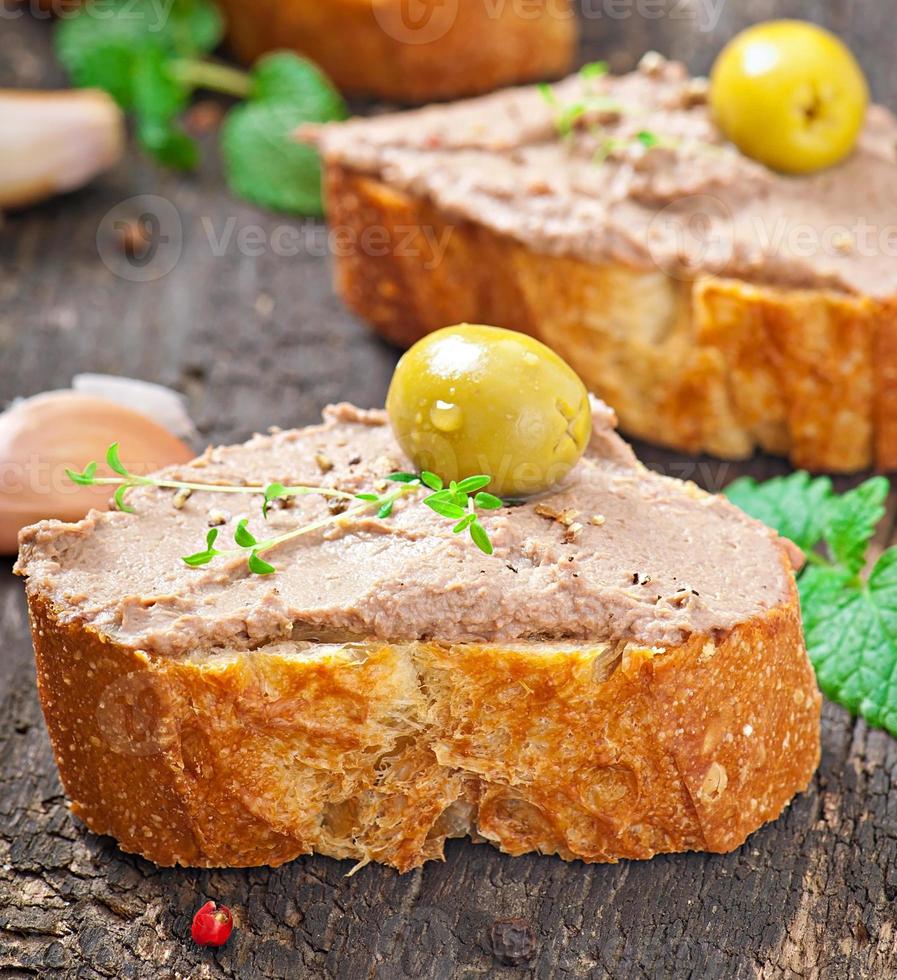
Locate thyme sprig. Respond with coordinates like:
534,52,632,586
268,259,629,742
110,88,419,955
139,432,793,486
389,470,503,555
66,444,357,515
182,483,415,575
540,61,663,156
66,445,504,575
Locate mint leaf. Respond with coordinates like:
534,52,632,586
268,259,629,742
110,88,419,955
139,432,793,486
725,471,833,552
163,0,224,56
55,0,222,108
57,37,137,107
133,45,197,169
826,477,890,574
249,53,346,120
726,472,897,738
221,102,326,214
220,53,346,215
137,112,198,171
801,550,897,735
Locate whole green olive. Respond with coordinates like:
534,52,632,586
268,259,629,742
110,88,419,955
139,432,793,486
386,324,592,497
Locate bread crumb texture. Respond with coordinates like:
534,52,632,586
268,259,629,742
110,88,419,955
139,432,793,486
29,591,820,872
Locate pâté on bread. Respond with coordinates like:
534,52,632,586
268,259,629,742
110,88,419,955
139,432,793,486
310,53,897,472
17,398,820,872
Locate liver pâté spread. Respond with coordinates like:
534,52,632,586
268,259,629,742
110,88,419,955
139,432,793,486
16,401,798,657
312,54,897,298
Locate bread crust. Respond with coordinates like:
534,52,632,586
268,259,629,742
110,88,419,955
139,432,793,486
324,166,897,473
213,0,577,102
27,559,820,872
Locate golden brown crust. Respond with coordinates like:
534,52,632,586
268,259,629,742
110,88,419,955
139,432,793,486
28,563,820,872
213,0,577,102
324,166,897,473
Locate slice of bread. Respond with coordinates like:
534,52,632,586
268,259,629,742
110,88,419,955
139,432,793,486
214,0,577,102
312,58,897,472
17,403,821,871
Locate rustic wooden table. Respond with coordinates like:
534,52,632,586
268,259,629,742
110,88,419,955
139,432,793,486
2,5,896,978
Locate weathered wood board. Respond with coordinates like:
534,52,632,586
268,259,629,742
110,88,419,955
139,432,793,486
1,6,896,977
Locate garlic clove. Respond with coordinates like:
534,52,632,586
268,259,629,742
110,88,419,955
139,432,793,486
72,374,199,443
0,89,124,210
0,392,194,554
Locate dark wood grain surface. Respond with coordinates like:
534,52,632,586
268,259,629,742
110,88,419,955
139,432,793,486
2,5,897,978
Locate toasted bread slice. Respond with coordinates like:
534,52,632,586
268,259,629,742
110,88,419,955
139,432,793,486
322,167,897,472
17,403,820,871
312,58,897,472
25,597,818,872
214,0,577,102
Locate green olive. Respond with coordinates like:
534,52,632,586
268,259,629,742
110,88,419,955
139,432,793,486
386,324,592,497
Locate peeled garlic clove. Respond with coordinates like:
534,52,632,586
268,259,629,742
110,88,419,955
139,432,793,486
0,392,194,554
0,89,124,210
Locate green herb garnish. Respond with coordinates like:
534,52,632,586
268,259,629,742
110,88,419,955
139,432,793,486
54,0,346,214
580,61,609,80
725,472,897,737
392,471,503,555
68,446,504,573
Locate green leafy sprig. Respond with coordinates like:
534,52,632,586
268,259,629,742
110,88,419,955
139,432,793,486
54,0,346,213
540,61,665,160
726,472,897,737
539,62,625,140
66,443,358,515
388,470,504,555
67,445,504,575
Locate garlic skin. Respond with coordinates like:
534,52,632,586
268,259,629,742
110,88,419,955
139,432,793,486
0,392,194,553
0,90,124,210
72,374,199,443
